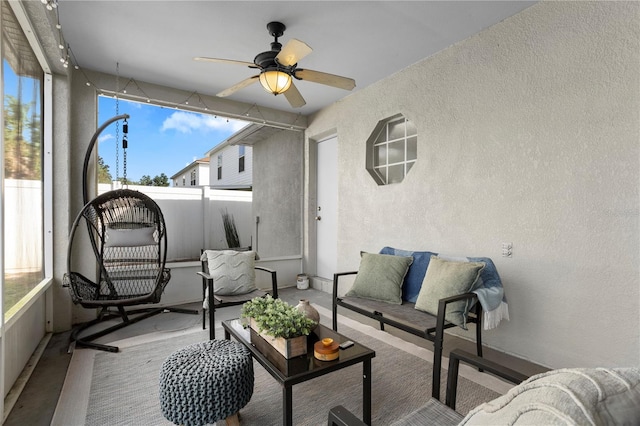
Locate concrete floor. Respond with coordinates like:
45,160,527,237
4,286,547,425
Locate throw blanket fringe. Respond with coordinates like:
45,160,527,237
465,256,509,330
483,301,510,331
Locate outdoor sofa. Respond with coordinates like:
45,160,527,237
332,247,509,399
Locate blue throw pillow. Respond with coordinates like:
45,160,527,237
379,247,436,303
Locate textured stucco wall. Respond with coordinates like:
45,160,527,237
253,129,303,259
305,2,639,368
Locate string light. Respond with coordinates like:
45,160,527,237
45,5,302,131
41,0,57,11
45,1,301,131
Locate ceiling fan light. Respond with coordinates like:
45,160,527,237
259,70,292,95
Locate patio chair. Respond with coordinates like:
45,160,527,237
329,349,640,425
198,249,279,339
64,189,196,352
328,349,526,425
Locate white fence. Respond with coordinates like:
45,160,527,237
98,184,253,262
5,182,300,291
4,180,43,273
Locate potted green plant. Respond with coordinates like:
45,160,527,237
241,296,316,358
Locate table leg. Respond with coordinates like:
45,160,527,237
363,359,372,425
282,384,293,426
224,329,230,340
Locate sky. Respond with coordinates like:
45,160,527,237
97,96,248,182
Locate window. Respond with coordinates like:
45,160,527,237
182,176,186,186
217,154,222,180
2,2,45,317
366,114,417,185
238,145,245,173
190,169,196,186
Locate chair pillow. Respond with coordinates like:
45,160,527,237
379,247,436,303
201,250,256,296
345,252,413,304
104,226,156,247
415,256,484,328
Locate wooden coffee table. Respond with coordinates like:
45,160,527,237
222,318,376,425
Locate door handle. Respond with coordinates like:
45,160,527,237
315,216,322,221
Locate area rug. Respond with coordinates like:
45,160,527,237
55,308,506,426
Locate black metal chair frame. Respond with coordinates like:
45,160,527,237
332,271,484,400
64,189,197,352
328,349,529,426
197,250,279,340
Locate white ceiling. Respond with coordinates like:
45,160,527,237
57,1,536,115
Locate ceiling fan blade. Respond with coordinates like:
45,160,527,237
276,39,312,67
294,69,356,91
283,81,306,108
194,57,258,69
216,75,259,97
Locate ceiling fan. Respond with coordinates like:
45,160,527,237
194,21,356,108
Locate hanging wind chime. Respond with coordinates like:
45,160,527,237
81,62,130,204
114,62,129,187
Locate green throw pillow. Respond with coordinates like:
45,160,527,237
346,252,413,304
414,256,485,328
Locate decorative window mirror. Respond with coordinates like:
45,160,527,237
366,114,417,185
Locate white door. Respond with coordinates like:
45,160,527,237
316,136,338,280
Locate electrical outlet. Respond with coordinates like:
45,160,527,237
501,242,513,258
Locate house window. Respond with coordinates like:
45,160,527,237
2,2,45,318
190,169,197,186
182,176,186,186
366,114,417,185
217,154,222,180
238,145,245,173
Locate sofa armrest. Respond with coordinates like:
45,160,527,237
333,271,358,295
197,268,279,299
435,292,479,329
445,349,529,410
332,271,358,330
255,266,278,299
328,405,367,426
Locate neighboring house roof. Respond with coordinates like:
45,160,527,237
204,123,270,157
170,157,209,180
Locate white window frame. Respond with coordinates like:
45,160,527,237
366,114,417,185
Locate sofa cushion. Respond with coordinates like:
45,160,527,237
200,250,256,295
379,247,436,303
414,256,484,328
346,252,413,304
460,367,640,425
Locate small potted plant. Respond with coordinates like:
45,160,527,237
241,295,316,358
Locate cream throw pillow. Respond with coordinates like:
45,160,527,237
201,250,256,295
345,252,413,304
414,256,484,328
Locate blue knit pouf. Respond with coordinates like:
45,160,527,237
159,339,254,426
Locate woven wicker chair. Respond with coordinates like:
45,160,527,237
64,189,195,352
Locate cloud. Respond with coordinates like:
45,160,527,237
98,134,115,144
161,111,247,134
